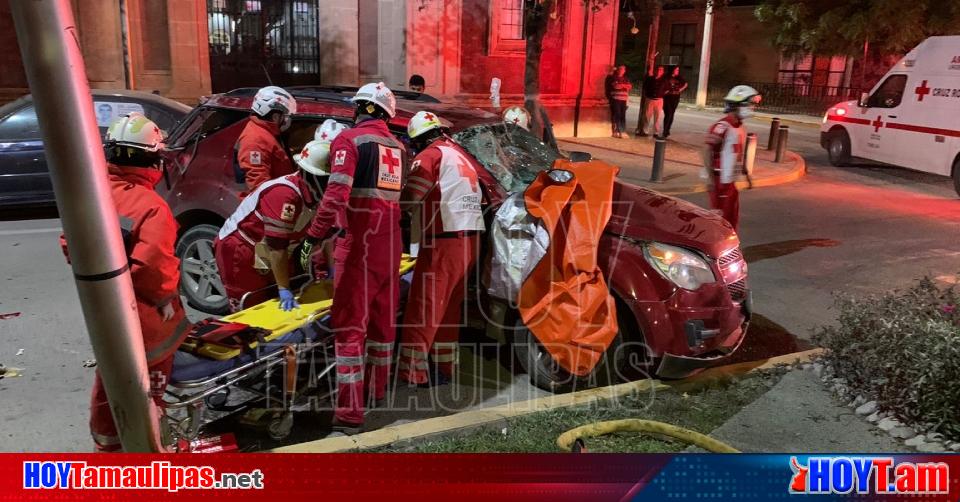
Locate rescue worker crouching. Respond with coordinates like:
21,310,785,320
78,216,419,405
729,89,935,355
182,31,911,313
703,85,761,231
235,86,298,193
302,82,406,435
215,119,347,312
60,113,190,452
398,111,485,387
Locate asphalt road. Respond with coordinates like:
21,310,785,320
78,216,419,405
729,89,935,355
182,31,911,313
1,108,957,452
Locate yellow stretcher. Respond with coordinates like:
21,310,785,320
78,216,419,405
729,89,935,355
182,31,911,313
164,254,417,444
178,255,417,360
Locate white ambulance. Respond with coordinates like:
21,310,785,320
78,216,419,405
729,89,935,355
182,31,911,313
820,36,960,196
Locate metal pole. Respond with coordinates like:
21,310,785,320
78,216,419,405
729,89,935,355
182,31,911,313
695,1,713,108
650,136,666,182
775,125,789,163
767,117,780,150
10,0,164,452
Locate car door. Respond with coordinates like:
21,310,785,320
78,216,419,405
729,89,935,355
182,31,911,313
854,74,909,166
0,104,52,206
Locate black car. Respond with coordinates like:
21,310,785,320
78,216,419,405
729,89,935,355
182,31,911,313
0,89,191,208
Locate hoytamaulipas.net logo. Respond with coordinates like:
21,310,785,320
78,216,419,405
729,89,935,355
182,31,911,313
23,461,264,492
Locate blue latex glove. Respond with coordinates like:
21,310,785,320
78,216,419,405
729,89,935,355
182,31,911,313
278,287,299,311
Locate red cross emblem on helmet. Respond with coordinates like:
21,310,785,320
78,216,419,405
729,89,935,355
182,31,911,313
301,148,309,158
512,117,520,124
424,113,436,122
320,132,328,139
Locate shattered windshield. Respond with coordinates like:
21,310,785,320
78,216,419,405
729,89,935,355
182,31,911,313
453,123,561,193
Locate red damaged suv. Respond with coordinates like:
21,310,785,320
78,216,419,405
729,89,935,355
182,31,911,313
158,87,750,390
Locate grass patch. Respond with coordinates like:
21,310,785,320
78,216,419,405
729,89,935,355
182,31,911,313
382,373,780,453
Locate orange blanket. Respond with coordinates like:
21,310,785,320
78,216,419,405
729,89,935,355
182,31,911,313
518,160,619,376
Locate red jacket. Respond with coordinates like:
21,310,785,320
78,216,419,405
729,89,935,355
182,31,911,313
306,119,406,241
235,116,294,192
226,174,317,249
402,138,484,237
60,164,189,364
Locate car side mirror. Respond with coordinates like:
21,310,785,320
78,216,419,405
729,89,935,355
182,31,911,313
858,92,870,108
568,151,592,162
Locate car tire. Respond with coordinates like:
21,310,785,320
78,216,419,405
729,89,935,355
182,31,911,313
176,224,229,315
513,303,636,394
827,129,852,167
952,155,960,198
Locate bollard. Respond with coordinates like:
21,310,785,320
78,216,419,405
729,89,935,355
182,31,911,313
767,117,781,150
774,125,789,163
743,133,757,188
650,136,667,182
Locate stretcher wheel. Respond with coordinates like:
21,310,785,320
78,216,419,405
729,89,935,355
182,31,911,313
267,412,294,440
204,389,230,410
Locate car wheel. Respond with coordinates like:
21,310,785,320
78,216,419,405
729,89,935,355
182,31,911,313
952,156,960,198
513,309,631,394
827,129,851,167
176,224,229,315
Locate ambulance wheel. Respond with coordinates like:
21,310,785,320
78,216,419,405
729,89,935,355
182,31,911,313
177,224,229,315
267,412,294,440
827,129,851,167
952,156,960,197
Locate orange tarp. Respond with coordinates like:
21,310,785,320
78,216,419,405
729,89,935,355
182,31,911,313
518,160,619,376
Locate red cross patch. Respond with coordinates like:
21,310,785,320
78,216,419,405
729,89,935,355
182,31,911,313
377,145,402,190
281,203,296,222
149,371,167,397
249,151,262,166
334,150,347,166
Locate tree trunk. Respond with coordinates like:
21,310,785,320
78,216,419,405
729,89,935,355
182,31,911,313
523,0,558,150
645,1,662,72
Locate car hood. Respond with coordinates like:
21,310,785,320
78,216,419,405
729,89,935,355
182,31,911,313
607,181,739,258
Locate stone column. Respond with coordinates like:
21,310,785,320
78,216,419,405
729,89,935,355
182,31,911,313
73,0,126,90
165,0,212,103
319,0,360,85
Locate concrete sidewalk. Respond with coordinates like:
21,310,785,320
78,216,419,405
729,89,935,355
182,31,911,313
627,96,825,127
558,131,805,195
708,370,909,453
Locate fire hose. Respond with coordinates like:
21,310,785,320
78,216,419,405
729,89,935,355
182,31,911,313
557,419,740,453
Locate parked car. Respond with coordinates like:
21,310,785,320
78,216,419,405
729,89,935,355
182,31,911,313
159,86,750,388
821,36,960,196
0,89,191,208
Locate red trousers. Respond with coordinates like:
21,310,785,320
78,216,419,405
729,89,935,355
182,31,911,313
709,181,740,231
89,354,174,452
332,230,401,425
398,234,478,384
214,234,273,312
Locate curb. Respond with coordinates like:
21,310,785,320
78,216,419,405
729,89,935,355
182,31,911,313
268,348,825,453
674,103,822,128
558,139,807,195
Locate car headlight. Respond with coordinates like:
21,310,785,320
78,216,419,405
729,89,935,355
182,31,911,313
642,242,716,291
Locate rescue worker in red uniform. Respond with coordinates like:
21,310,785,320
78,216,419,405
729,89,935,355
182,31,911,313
302,82,405,434
60,113,190,451
703,85,761,231
235,86,297,192
215,119,347,311
398,111,484,386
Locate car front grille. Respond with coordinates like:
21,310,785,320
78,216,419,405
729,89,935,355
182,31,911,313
727,279,747,302
718,247,743,267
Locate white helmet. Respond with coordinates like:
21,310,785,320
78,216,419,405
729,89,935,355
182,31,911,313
352,82,397,118
503,106,531,131
295,120,346,176
407,110,444,139
105,112,164,152
314,119,348,142
723,85,761,105
252,86,297,118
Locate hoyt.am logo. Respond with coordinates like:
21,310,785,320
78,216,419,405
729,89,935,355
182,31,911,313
789,456,949,495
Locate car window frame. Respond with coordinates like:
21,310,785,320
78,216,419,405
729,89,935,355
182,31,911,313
0,103,42,142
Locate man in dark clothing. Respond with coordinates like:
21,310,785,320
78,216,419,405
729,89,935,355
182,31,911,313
663,66,689,138
638,66,668,137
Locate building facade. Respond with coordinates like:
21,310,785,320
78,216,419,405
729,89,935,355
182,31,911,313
2,0,619,136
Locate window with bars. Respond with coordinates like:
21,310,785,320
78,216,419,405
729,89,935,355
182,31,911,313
489,0,526,55
778,54,848,88
668,23,697,75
